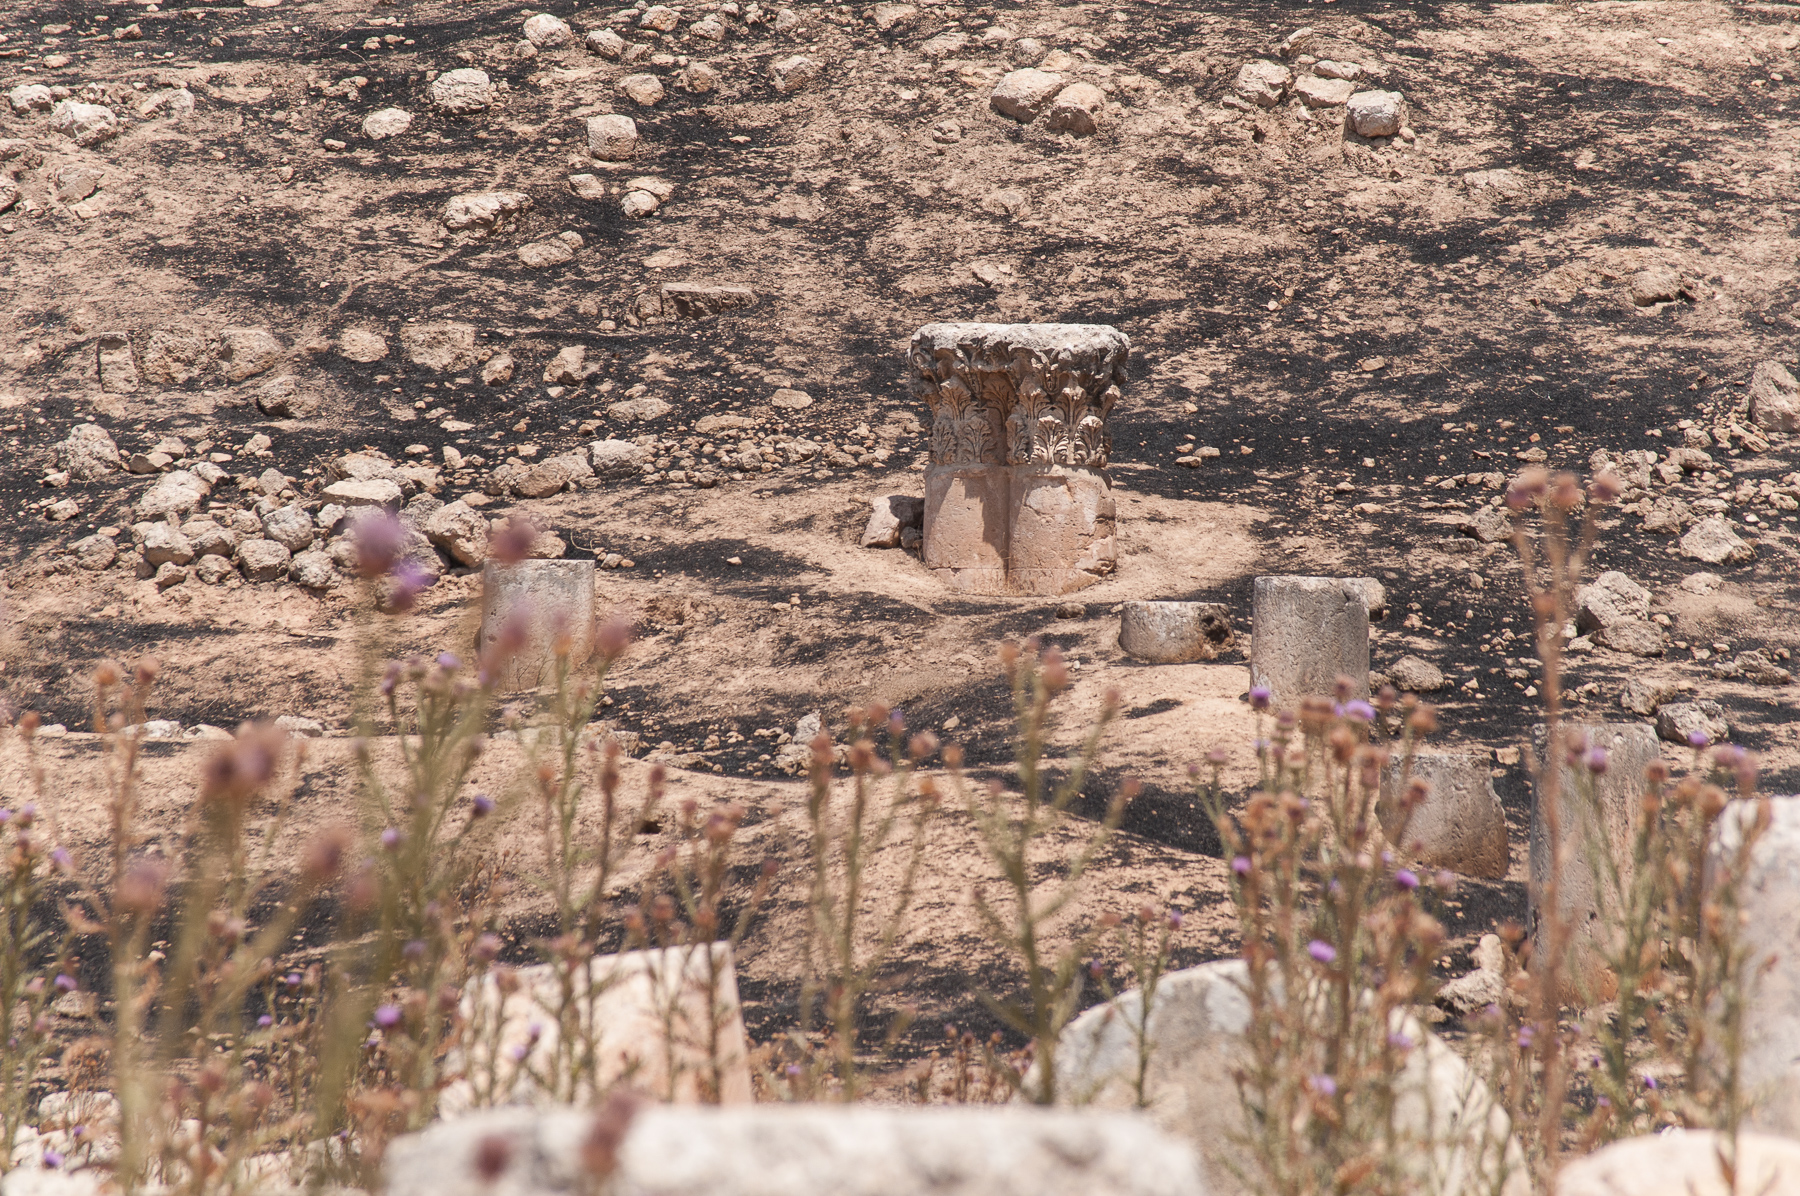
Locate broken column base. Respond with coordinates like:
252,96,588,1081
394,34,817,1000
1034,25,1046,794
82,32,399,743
923,465,1115,596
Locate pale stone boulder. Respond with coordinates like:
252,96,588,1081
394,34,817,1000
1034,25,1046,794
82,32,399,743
431,68,494,113
57,424,120,481
1047,959,1525,1196
1347,89,1405,136
1556,1128,1800,1196
585,113,638,160
49,101,118,146
217,326,283,382
384,1104,1208,1196
590,439,649,478
990,68,1065,121
617,73,665,106
1575,570,1650,632
8,84,53,115
261,504,315,552
660,283,755,318
1045,81,1104,135
423,501,488,566
771,55,820,94
1248,576,1372,708
1528,722,1660,1001
478,560,595,690
1717,796,1800,1137
237,538,292,582
1748,359,1800,433
1295,74,1355,107
1230,60,1290,107
362,107,412,139
522,13,572,47
136,470,209,518
861,494,925,548
442,190,531,232
401,322,481,372
1379,752,1509,878
440,944,751,1114
1118,601,1235,663
1680,516,1754,565
338,328,387,363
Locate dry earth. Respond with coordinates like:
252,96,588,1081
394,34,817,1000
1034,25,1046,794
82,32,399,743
3,0,1799,1068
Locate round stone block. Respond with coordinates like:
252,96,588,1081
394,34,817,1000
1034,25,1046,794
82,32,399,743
1118,601,1235,663
1248,576,1373,708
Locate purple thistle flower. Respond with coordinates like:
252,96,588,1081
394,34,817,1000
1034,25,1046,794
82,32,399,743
387,560,433,614
1248,686,1272,712
41,1150,64,1170
285,972,302,989
1310,1074,1337,1097
373,1004,402,1029
1394,869,1419,891
1643,1073,1658,1090
0,808,10,823
471,793,495,818
1231,856,1252,876
1517,1024,1535,1049
437,652,462,671
1307,940,1337,965
508,1043,530,1062
1584,747,1610,775
1596,1096,1611,1108
403,939,426,961
1342,700,1376,723
49,848,72,872
379,661,402,698
784,1063,802,1079
1688,729,1711,749
1167,909,1183,930
1388,1031,1414,1051
53,975,76,993
380,827,403,851
258,1014,273,1028
354,512,406,578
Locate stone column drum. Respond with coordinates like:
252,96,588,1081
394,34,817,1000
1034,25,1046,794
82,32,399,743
1717,795,1800,1136
1248,576,1373,708
1527,722,1660,1002
478,559,596,690
1379,752,1510,879
912,323,1127,596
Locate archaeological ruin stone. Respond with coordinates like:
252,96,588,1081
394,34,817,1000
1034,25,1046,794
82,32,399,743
1556,1128,1800,1196
1248,576,1374,708
1379,752,1510,879
861,495,925,548
1717,796,1800,1138
478,560,595,690
1748,359,1800,433
439,943,752,1114
1528,721,1661,1001
660,282,755,318
1048,959,1527,1196
1117,601,1235,663
384,1103,1206,1196
913,322,1127,596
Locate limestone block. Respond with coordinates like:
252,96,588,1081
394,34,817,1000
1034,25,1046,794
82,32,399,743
383,1104,1207,1196
1248,576,1372,708
1048,959,1526,1196
861,494,925,548
440,943,750,1114
1717,796,1800,1136
1528,722,1661,1001
1118,601,1235,663
1046,81,1105,136
1556,1128,1800,1196
478,560,595,690
913,323,1128,596
1379,752,1509,879
990,68,1066,121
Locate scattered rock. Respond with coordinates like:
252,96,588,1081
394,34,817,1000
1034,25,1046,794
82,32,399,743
49,101,118,146
1747,359,1800,433
639,5,681,32
608,395,672,422
1679,516,1754,565
361,107,413,140
1618,676,1680,716
322,478,404,508
140,329,211,385
136,522,195,566
586,113,638,160
337,328,387,363
1231,60,1291,108
1575,571,1651,632
401,322,481,372
261,504,315,552
618,73,665,106
1436,934,1506,1017
255,375,319,419
771,55,820,94
681,61,720,93
523,13,572,47
216,326,284,382
1717,650,1793,686
423,501,488,566
1386,654,1445,692
70,535,117,570
441,189,531,232
587,28,627,58
1313,59,1364,81
430,68,494,113
771,387,813,410
1594,619,1667,657
53,165,101,205
1045,81,1105,135
1346,89,1405,137
137,470,209,518
288,550,334,589
1463,505,1512,543
1117,601,1236,663
481,353,515,386
1380,752,1510,879
590,438,649,478
860,495,925,548
1628,268,1692,307
194,554,236,584
1678,571,1722,594
1656,700,1730,745
871,4,919,33
991,68,1066,121
139,87,195,120
1295,74,1355,107
8,84,54,114
518,237,576,268
57,423,120,480
237,538,292,582
660,283,755,319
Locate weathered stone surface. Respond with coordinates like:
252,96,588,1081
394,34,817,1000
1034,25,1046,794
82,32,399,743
57,423,120,480
141,329,211,385
478,560,595,690
431,68,494,113
590,439,649,478
1347,89,1405,136
384,1103,1207,1196
1715,797,1800,1137
322,478,404,508
261,504,315,552
913,323,1128,596
361,107,413,139
401,322,481,372
660,282,755,318
1379,752,1509,878
1231,60,1290,107
519,238,576,268
1680,516,1754,565
441,943,750,1115
1528,722,1661,1001
1386,654,1445,692
1654,700,1728,745
1118,601,1235,663
861,494,926,548
96,331,138,392
70,535,117,570
1557,1128,1800,1196
618,73,665,106
1295,74,1355,107
585,113,638,160
1049,959,1524,1196
217,327,283,382
1436,934,1506,1017
289,549,335,588
991,69,1066,120
1248,576,1372,708
337,328,387,363
1748,359,1800,433
423,501,488,566
137,470,209,518
1575,570,1650,633
1619,676,1680,716
443,190,531,232
236,538,292,582
8,84,54,114
523,13,572,47
1594,619,1667,657
49,101,118,146
771,55,820,94
1045,81,1104,135
135,521,195,567
255,375,320,419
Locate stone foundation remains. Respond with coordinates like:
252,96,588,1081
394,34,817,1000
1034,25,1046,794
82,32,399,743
912,323,1128,596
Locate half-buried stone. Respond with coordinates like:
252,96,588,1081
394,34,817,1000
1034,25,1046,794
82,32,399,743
1117,601,1235,663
